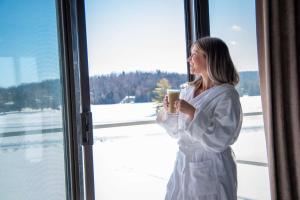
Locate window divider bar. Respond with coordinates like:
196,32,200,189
184,0,193,81
194,0,210,39
0,111,263,138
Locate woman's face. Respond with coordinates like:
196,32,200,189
187,46,207,75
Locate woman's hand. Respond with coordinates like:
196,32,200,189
175,99,196,120
163,95,169,111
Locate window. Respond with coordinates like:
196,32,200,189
0,1,68,199
85,0,187,199
209,0,270,199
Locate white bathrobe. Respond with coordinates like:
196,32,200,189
157,83,243,200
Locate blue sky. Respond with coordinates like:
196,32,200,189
85,0,187,75
209,0,258,71
0,0,59,88
85,0,258,76
0,0,257,88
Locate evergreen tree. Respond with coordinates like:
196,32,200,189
152,78,171,112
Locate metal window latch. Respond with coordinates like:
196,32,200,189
81,111,94,146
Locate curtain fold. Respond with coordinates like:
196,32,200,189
256,0,300,199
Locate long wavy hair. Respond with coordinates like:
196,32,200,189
190,37,239,86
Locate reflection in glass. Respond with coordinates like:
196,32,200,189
0,1,66,199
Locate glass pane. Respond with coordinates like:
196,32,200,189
0,1,67,199
209,0,270,199
85,0,187,199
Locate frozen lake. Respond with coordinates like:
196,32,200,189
0,96,270,200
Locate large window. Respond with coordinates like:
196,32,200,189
209,0,270,199
85,0,187,199
0,1,67,199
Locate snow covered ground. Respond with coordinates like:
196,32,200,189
0,96,263,133
93,123,270,200
0,96,270,200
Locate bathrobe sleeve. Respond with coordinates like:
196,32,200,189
185,90,243,152
156,110,179,138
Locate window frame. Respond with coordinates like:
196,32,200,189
184,0,210,81
57,0,95,199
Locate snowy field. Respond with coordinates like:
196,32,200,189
0,96,270,200
0,95,262,133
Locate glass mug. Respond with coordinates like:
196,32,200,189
167,89,180,114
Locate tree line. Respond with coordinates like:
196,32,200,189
89,71,187,104
0,71,260,112
0,80,61,113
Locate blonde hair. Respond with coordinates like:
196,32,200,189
190,37,239,86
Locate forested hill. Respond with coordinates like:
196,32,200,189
0,71,260,112
89,71,187,104
89,71,260,104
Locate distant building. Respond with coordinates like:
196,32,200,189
120,96,135,104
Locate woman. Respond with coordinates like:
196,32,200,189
157,37,243,200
